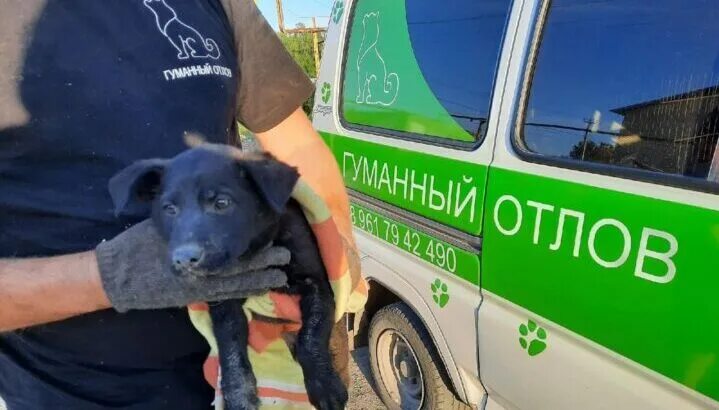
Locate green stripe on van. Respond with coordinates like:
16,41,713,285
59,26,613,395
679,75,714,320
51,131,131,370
483,167,719,401
320,131,486,235
350,202,480,286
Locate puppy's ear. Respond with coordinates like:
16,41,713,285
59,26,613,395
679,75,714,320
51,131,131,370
108,159,168,217
242,155,300,213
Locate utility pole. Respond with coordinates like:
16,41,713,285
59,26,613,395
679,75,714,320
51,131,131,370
311,17,321,76
274,0,326,76
580,110,601,160
275,0,285,33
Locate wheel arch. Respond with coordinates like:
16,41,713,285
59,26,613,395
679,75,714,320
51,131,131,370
350,277,470,404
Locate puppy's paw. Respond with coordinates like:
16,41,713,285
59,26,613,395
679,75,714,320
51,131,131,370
222,377,260,410
305,371,348,410
222,389,259,410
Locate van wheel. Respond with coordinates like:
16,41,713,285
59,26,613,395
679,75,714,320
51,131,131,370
368,303,470,410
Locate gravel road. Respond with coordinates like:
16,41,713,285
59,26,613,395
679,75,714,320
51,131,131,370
348,347,387,410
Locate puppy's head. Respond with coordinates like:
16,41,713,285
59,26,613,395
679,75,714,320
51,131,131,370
109,145,299,274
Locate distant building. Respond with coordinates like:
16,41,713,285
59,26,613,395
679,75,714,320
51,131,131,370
611,86,719,180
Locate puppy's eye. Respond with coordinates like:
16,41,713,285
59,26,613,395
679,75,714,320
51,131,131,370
163,203,179,216
214,196,232,210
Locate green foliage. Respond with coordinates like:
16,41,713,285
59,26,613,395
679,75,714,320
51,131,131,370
279,32,317,78
279,31,322,116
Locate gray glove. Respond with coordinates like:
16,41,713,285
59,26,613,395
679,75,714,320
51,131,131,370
96,219,290,312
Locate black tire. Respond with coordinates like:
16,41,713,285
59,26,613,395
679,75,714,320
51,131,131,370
368,302,470,410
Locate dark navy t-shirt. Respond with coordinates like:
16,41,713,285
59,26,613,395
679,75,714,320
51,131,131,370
0,1,312,409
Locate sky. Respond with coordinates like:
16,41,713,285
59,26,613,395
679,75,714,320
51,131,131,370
256,0,335,30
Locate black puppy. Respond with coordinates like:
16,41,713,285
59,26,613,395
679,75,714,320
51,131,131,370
108,144,347,410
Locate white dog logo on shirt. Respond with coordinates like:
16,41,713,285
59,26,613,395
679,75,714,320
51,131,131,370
143,0,221,60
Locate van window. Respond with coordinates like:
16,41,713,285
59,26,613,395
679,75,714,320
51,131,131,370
342,0,511,145
519,0,719,187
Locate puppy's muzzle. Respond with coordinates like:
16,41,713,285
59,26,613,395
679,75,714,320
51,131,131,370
172,244,205,271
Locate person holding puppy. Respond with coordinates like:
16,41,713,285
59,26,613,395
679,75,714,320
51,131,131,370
0,0,354,408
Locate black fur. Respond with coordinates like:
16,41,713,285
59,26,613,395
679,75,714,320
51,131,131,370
109,147,347,410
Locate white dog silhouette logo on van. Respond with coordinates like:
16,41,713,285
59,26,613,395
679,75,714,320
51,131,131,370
144,0,221,60
356,12,399,106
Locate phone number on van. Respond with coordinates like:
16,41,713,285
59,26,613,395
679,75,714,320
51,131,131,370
350,203,479,285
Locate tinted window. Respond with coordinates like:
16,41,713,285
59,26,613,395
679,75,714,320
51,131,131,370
342,0,510,144
520,0,719,186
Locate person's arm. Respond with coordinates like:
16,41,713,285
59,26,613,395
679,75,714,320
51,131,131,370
0,252,110,332
255,108,354,242
0,221,291,332
217,2,347,228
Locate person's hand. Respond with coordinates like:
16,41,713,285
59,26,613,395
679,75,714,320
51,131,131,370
95,220,289,312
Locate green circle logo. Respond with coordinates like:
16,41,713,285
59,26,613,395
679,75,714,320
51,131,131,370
321,82,332,104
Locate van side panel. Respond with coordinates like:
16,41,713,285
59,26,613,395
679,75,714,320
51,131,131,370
478,0,719,408
484,168,719,401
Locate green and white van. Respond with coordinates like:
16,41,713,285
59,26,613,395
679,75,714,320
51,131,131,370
312,0,719,408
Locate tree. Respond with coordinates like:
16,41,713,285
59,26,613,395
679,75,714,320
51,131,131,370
279,32,316,78
569,140,615,163
278,31,324,116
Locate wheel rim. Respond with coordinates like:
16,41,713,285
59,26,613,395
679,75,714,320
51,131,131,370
375,328,425,409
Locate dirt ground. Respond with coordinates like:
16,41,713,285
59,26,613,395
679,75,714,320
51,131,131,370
348,347,387,410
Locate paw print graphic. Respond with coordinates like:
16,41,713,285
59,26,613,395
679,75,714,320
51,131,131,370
331,1,345,24
519,320,547,357
431,279,449,308
321,82,331,104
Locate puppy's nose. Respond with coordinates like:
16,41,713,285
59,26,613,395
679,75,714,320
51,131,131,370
172,244,205,270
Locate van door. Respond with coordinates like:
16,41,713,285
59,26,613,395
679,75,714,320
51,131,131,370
313,0,512,405
480,0,719,409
